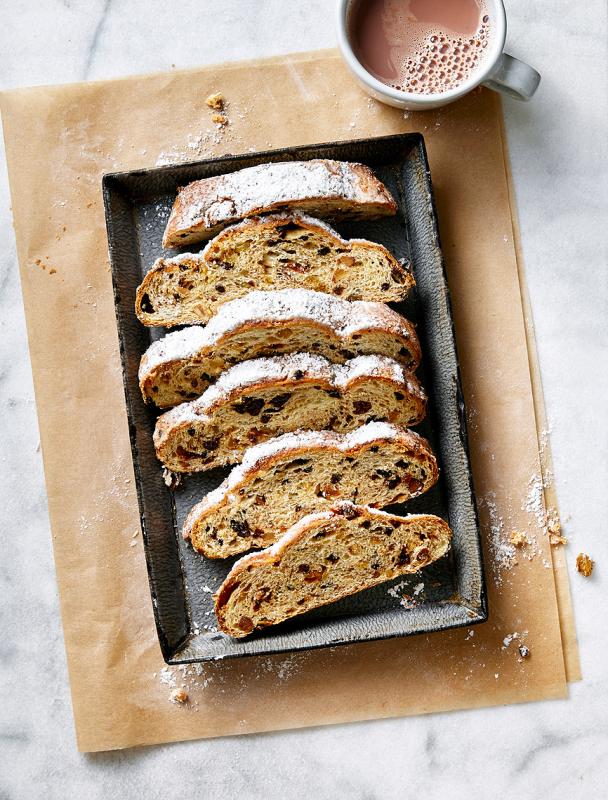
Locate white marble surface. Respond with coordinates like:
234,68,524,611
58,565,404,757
0,1,606,797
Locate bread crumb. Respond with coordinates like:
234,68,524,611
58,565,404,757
212,113,228,126
206,92,224,110
162,467,182,489
170,687,189,704
576,553,594,577
509,530,527,547
548,517,567,546
49,268,57,275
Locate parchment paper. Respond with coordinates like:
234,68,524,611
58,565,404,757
0,49,580,752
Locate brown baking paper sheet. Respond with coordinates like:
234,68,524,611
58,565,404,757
0,49,580,752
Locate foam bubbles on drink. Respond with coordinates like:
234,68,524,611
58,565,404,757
351,0,493,96
391,18,491,94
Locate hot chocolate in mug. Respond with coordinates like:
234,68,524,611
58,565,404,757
337,0,541,110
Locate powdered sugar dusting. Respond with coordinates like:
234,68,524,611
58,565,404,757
138,326,208,382
202,289,412,343
196,352,332,411
163,352,421,428
335,353,400,386
478,461,559,586
168,159,393,233
186,422,427,525
523,472,546,529
153,650,310,709
139,288,415,380
479,490,517,585
347,420,410,446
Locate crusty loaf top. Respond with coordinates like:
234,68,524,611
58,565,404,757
138,288,415,380
163,159,397,246
156,352,425,428
189,422,433,524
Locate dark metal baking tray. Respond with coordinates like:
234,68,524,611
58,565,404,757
102,133,487,664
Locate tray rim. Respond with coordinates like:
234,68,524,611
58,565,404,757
102,132,488,664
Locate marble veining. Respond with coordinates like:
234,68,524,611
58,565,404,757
0,1,606,798
82,0,114,79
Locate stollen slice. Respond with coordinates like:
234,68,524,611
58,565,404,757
139,288,420,408
137,213,413,327
183,422,438,558
153,353,427,473
162,159,398,248
214,502,452,638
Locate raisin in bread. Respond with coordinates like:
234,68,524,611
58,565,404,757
162,160,397,248
139,288,420,408
154,353,426,473
137,213,413,327
184,422,438,558
215,502,452,637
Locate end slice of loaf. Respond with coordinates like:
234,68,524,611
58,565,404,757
137,213,413,327
162,160,398,248
184,422,438,558
139,288,420,408
214,502,452,638
153,353,427,473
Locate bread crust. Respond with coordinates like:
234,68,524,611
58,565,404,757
153,354,427,472
138,288,421,408
162,160,398,248
214,502,452,637
136,213,413,327
183,422,439,558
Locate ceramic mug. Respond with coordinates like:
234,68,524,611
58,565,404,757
336,0,541,110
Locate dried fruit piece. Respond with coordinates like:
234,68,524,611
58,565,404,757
238,615,254,633
576,553,594,577
353,400,372,414
205,92,224,110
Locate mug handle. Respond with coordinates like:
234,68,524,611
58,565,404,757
482,53,541,101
